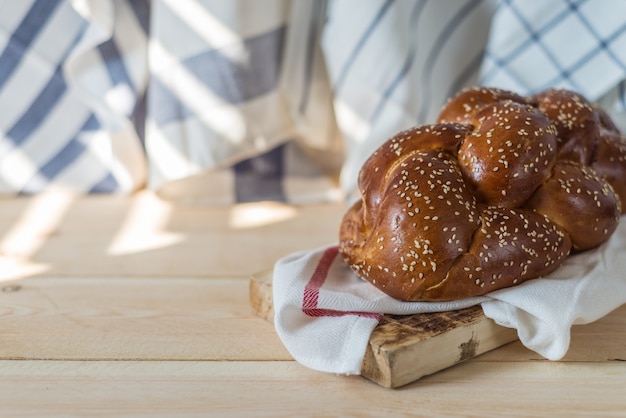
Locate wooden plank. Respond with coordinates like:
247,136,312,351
249,271,518,388
0,360,624,417
0,191,346,280
0,277,291,361
249,269,275,321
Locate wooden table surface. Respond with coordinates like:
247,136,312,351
1,191,625,417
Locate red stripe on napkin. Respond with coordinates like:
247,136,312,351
302,246,383,320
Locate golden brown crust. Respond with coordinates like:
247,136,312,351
339,87,625,302
532,89,600,165
524,161,621,250
356,124,472,230
458,101,557,208
437,86,527,126
340,147,480,301
591,127,626,213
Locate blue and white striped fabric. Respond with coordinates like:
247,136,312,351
146,0,345,204
324,0,498,199
2,0,626,204
479,0,626,130
0,0,149,194
149,0,497,204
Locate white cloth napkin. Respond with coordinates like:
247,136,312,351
273,219,626,375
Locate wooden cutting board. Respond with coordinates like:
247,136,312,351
249,270,519,388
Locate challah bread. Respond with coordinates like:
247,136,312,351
592,110,626,210
339,87,626,302
356,124,471,233
457,101,557,208
437,87,527,126
524,160,620,250
532,89,599,165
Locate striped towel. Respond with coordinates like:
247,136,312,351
2,0,626,204
148,0,496,204
0,0,149,194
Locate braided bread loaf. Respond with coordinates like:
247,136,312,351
339,87,625,301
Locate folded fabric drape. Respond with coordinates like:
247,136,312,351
146,0,498,204
0,0,148,194
1,0,625,203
